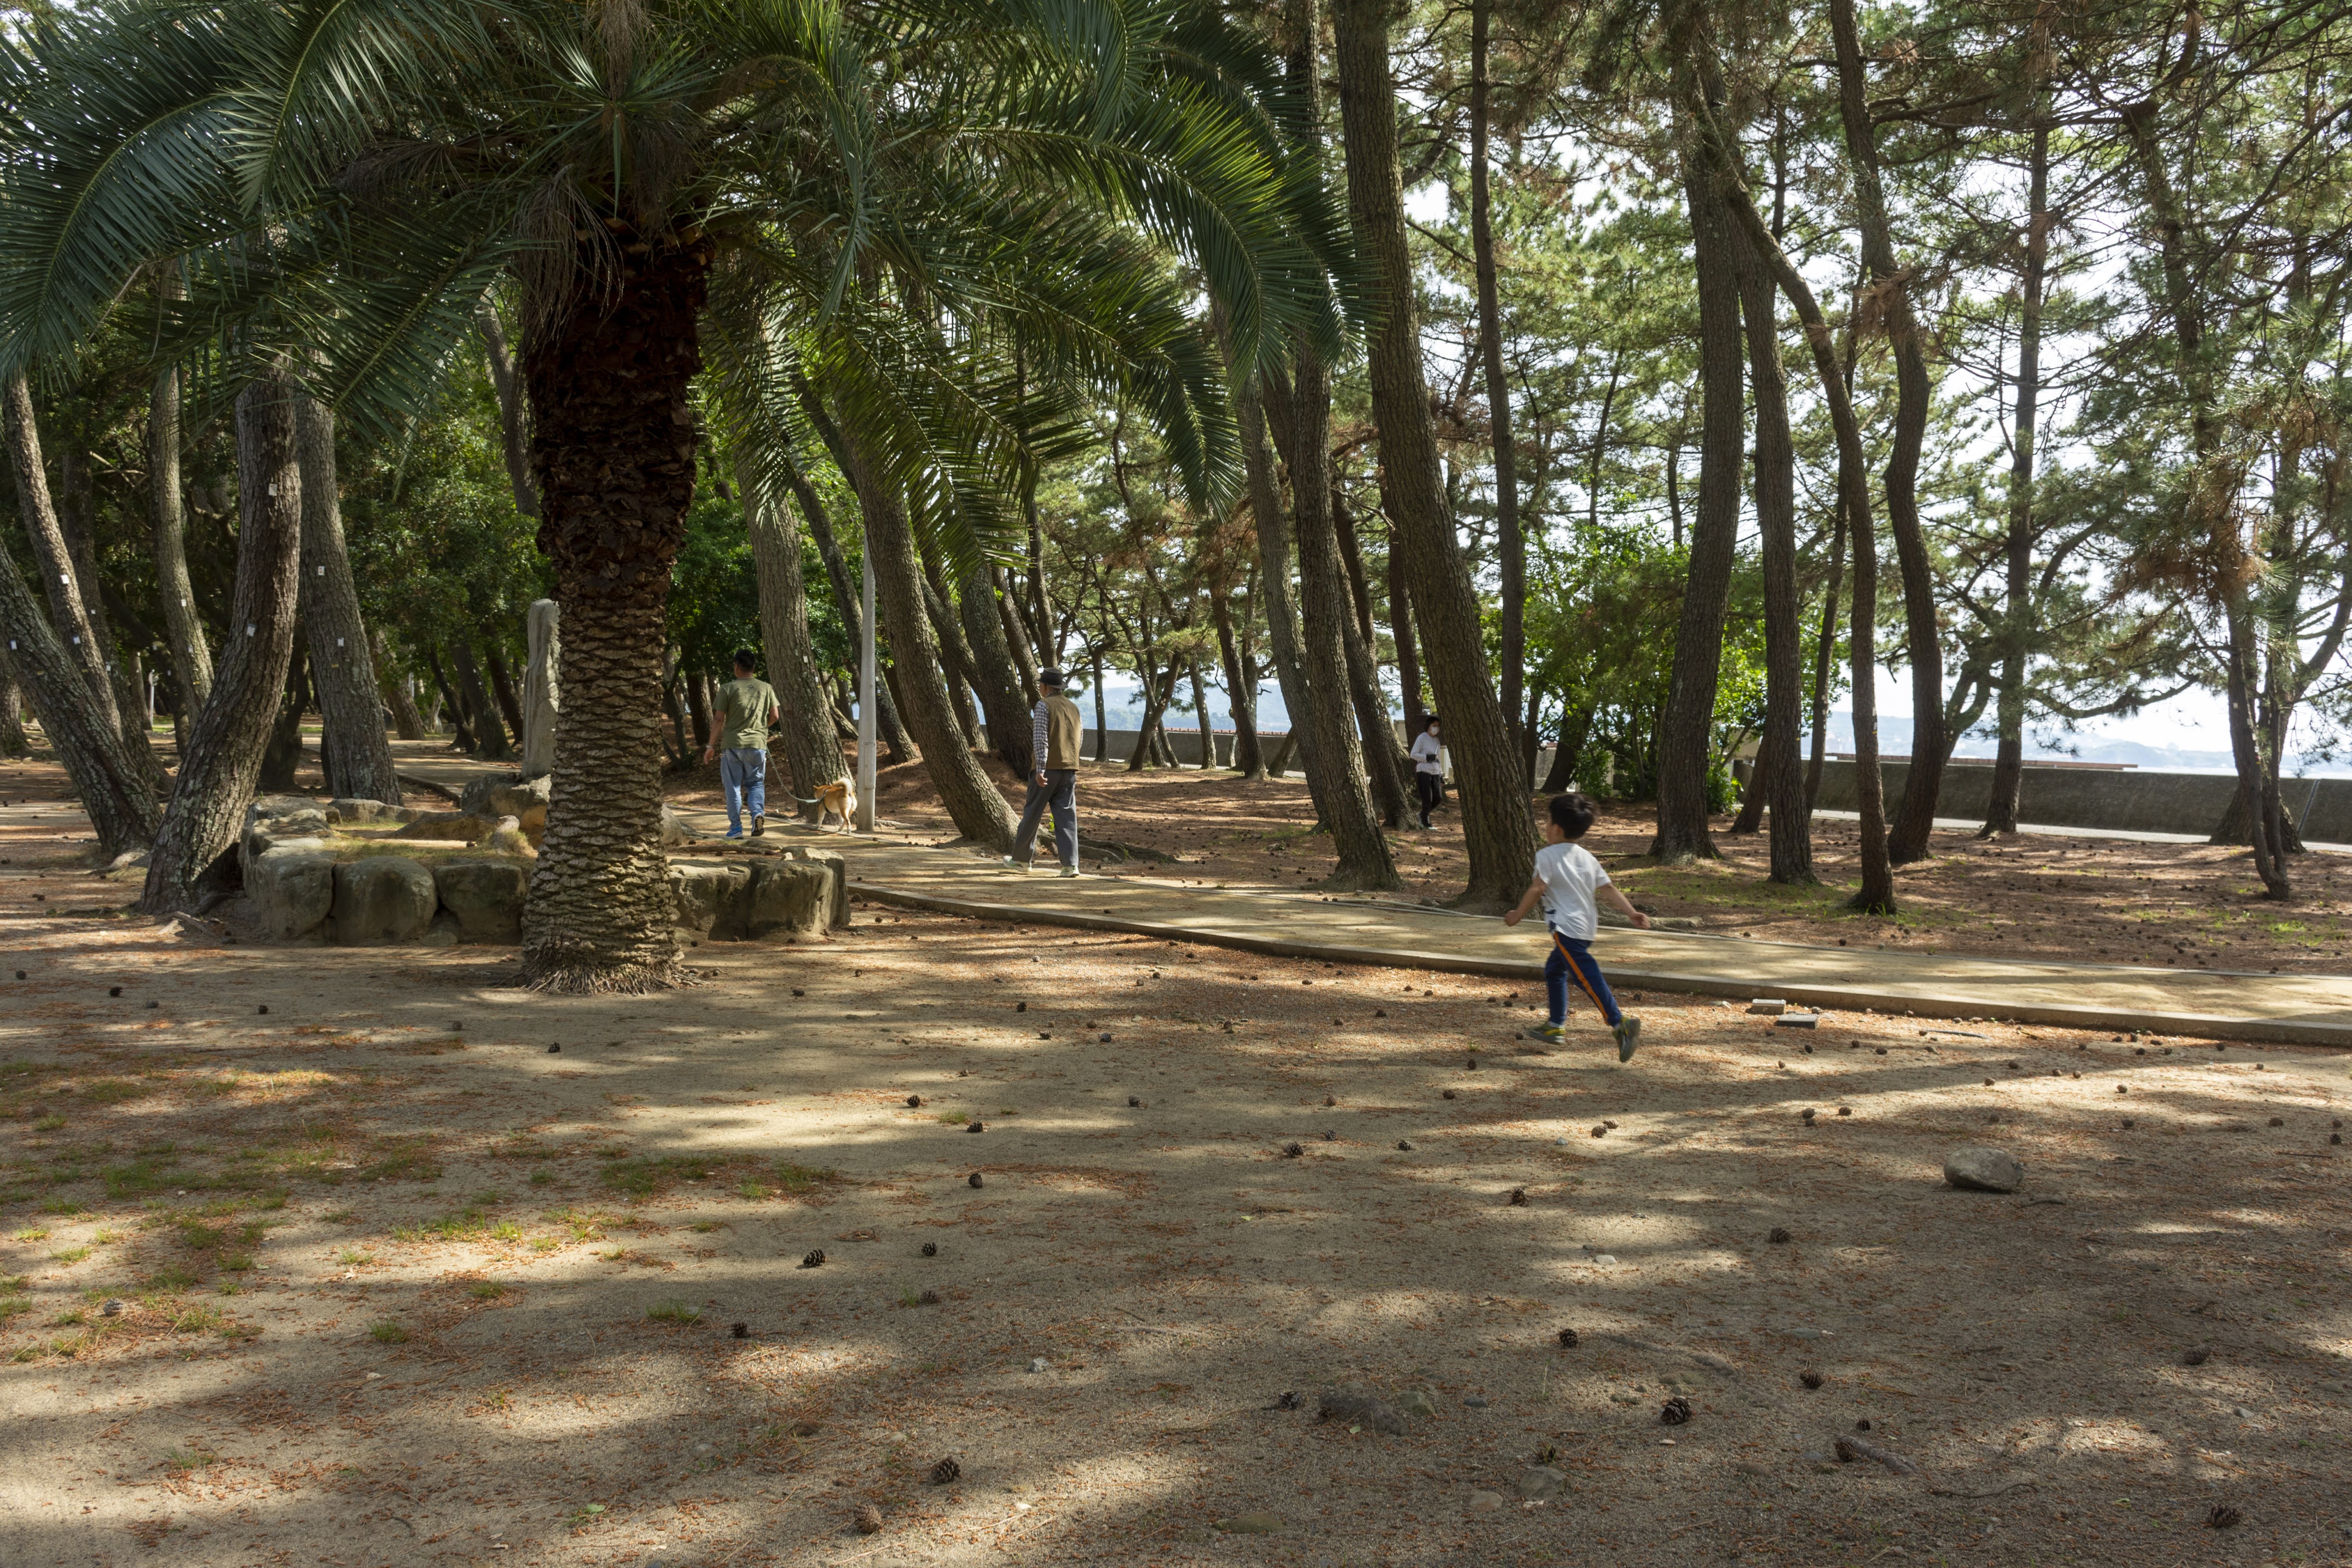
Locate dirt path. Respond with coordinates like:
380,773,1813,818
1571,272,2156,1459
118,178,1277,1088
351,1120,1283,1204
716,759,2352,978
4,783,2349,1564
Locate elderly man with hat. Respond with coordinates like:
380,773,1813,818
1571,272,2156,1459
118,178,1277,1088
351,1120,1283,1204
1002,668,1084,876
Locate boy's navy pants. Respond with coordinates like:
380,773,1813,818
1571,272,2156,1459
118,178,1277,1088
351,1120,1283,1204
1545,928,1623,1027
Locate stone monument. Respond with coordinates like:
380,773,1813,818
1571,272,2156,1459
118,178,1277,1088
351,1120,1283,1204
521,597,559,779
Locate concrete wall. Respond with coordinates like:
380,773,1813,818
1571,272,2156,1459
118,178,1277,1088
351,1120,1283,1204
1807,757,2351,839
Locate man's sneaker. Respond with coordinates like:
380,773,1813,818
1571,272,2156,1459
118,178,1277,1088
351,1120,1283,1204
1058,864,1081,878
999,856,1031,873
751,814,765,837
724,830,744,840
1523,1022,1565,1045
1614,1016,1643,1063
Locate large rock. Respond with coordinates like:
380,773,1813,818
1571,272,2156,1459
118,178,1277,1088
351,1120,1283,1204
737,861,833,940
660,803,696,847
1318,1385,1406,1436
332,857,438,945
246,847,338,941
672,861,750,936
434,858,530,943
387,812,494,844
458,772,551,823
329,798,395,823
788,847,850,930
1943,1144,2024,1193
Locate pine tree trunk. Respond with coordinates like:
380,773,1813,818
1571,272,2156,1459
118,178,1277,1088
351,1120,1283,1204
150,290,215,719
1332,484,1413,824
1268,352,1401,888
6,374,122,733
0,553,158,853
140,372,303,909
1982,121,2048,839
1829,0,1942,866
517,232,710,990
0,649,26,757
1091,644,1110,762
372,626,427,741
787,397,918,763
1390,554,1428,742
958,557,1035,776
1189,658,1217,767
57,440,164,788
1650,126,1744,864
453,641,512,760
1239,383,1329,818
838,426,1015,849
428,645,474,751
1738,219,1814,884
1212,585,1265,777
994,566,1043,703
293,396,401,802
1332,0,1525,906
1540,703,1593,793
1470,0,1525,761
743,466,847,814
260,644,309,792
1806,493,1846,814
479,304,540,518
486,646,527,745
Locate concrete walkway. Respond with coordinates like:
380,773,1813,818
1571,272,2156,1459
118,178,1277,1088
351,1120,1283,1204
388,747,2352,1048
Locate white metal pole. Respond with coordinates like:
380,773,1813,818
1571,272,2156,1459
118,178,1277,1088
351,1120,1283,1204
856,548,877,832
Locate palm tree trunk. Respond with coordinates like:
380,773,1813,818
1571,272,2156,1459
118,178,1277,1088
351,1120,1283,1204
1211,585,1265,777
1332,0,1524,906
517,233,710,991
743,463,847,814
140,372,304,910
6,374,121,734
371,626,426,741
1650,118,1744,865
293,396,401,803
837,427,1016,849
1470,0,1524,762
1983,121,2049,839
1737,216,1814,884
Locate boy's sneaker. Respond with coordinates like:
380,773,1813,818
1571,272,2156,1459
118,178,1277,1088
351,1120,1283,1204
1614,1016,1642,1063
752,814,766,837
1523,1022,1565,1045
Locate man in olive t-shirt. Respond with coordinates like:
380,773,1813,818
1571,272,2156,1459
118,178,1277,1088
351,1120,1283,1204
703,648,781,838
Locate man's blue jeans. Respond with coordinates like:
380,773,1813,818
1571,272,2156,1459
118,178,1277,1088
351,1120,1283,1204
721,747,767,836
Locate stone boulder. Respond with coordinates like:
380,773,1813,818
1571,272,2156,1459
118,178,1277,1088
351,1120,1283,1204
434,858,531,943
788,847,850,930
1943,1144,2024,1193
671,861,750,936
331,856,438,945
736,860,833,940
660,803,696,847
387,813,494,844
246,847,338,941
458,773,552,844
329,798,395,823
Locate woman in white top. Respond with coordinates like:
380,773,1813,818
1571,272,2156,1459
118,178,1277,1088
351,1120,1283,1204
1407,715,1445,828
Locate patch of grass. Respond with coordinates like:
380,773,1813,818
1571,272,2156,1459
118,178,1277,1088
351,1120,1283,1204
103,1158,174,1198
528,1168,555,1186
645,1299,701,1325
93,1229,122,1245
52,1308,87,1326
32,1115,66,1132
529,1237,558,1254
175,1220,225,1251
0,1298,29,1322
489,1221,523,1242
170,1304,228,1334
336,1250,376,1267
690,1221,723,1234
10,1346,34,1361
468,1279,506,1300
898,1283,921,1308
773,1162,839,1192
934,1111,969,1125
220,1252,252,1272
368,1319,409,1344
735,1180,771,1200
324,1210,357,1224
355,1141,442,1183
38,1199,85,1216
81,1079,149,1105
163,1447,218,1471
11,1226,49,1242
599,1156,715,1197
145,1265,198,1291
51,1246,91,1264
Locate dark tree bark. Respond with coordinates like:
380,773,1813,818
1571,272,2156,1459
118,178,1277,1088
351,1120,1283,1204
485,645,527,745
958,557,1035,776
1540,702,1593,794
6,374,121,733
518,233,710,990
995,565,1043,704
1211,583,1266,777
259,643,309,792
1983,120,2049,839
0,552,158,854
56,439,163,787
1470,0,1525,760
427,644,473,750
480,303,540,519
371,626,426,741
1730,734,1769,835
837,425,1015,849
1829,0,1943,866
150,284,215,719
1736,217,1814,883
744,463,848,814
1389,553,1428,743
1090,643,1111,762
0,648,26,757
1239,383,1329,817
294,396,401,803
452,640,512,760
1650,111,1745,864
1806,494,1847,814
140,372,304,910
1333,0,1528,907
774,447,914,765
1125,658,1174,773
1331,486,1411,826
1188,657,1217,767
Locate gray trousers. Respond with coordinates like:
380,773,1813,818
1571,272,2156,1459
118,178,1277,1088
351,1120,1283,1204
1012,769,1078,867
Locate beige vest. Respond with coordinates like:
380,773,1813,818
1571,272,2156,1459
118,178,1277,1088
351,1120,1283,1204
1044,694,1083,770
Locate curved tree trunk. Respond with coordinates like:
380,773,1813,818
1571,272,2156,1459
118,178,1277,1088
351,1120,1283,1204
518,234,709,991
0,549,158,855
485,646,527,744
56,440,167,791
479,303,540,519
958,557,1035,777
140,373,303,909
839,426,1015,850
150,291,215,721
1737,219,1814,884
452,641,512,760
372,626,427,741
1332,0,1525,906
1211,583,1265,777
295,396,401,803
1332,485,1412,825
1983,122,2049,840
6,374,121,734
1470,0,1525,762
259,642,309,793
0,649,27,757
1239,384,1328,816
1650,123,1745,864
744,464,847,814
785,400,917,764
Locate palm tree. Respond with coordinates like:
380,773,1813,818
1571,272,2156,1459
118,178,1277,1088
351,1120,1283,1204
0,0,1347,989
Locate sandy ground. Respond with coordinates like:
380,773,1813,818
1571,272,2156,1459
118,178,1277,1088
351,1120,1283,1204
703,757,2352,975
3,754,2351,1565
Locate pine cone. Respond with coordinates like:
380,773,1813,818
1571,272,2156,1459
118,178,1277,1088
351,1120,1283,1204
1557,1328,1579,1349
968,1172,984,1188
1508,1188,1528,1206
907,1094,922,1107
1800,1108,1817,1122
928,1457,960,1485
1769,1227,1793,1244
1837,1106,1852,1116
1324,1095,1337,1106
800,1249,826,1268
2207,1504,2242,1530
1442,1089,1458,1100
919,1288,940,1305
1590,1125,1607,1138
967,1119,986,1132
1465,1057,1479,1070
1323,1130,1337,1141
1799,1370,1823,1389
2268,1116,2284,1127
1128,1096,1140,1107
854,1502,883,1535
1534,1443,1561,1466
1284,1143,1305,1158
921,1242,938,1257
1659,1397,1691,1425
731,1322,748,1339
1396,1140,1414,1151
2182,1348,2210,1366
1275,1389,1303,1410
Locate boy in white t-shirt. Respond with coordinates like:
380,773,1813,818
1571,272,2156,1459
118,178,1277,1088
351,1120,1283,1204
1503,792,1648,1060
